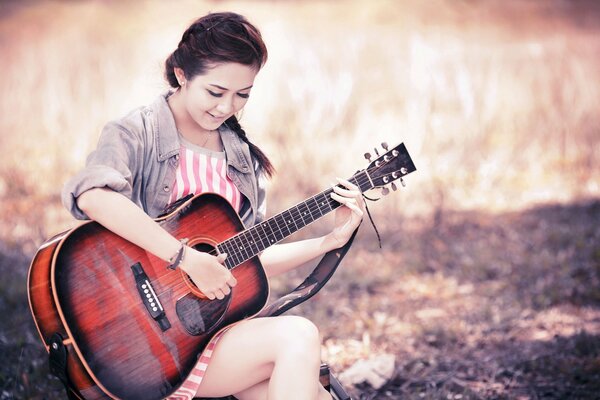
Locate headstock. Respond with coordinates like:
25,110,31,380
361,142,416,193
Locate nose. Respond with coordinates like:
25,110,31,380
216,95,234,115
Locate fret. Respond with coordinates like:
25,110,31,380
261,221,277,247
218,241,239,268
297,202,314,225
232,234,251,261
288,204,302,228
327,189,340,209
274,214,289,239
281,209,299,233
252,223,268,251
314,192,330,215
267,218,284,242
248,226,267,253
241,231,260,256
275,213,292,237
306,197,322,220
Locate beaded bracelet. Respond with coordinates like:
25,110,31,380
167,238,189,270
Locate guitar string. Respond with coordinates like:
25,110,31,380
148,158,397,298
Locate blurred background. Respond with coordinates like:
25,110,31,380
1,0,599,399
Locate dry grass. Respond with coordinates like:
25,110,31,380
1,0,599,399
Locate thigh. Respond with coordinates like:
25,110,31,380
195,316,314,397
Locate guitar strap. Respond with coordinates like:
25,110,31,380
48,333,85,400
257,224,360,318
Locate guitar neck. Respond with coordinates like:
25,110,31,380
218,170,374,269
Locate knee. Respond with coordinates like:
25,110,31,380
275,316,321,357
283,316,320,345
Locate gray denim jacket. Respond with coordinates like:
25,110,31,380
62,92,267,227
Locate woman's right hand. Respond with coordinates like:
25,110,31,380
179,249,237,300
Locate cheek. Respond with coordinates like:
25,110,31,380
233,97,249,111
187,91,214,113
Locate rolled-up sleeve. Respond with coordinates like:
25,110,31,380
62,120,141,220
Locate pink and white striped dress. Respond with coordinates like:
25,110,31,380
166,136,242,400
169,137,242,212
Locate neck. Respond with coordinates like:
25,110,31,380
168,90,216,147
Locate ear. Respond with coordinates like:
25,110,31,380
174,67,186,85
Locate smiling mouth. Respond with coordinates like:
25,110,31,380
208,112,227,119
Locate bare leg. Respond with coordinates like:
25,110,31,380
234,379,332,400
195,316,326,400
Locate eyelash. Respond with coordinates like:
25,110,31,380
207,90,250,99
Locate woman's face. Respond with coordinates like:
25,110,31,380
178,62,258,132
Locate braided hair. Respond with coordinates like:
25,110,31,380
164,12,275,177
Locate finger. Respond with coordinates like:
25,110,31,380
345,201,364,216
215,289,225,300
216,252,228,264
335,177,359,191
221,285,231,296
332,184,365,211
227,274,238,287
332,185,360,198
331,192,363,216
205,291,216,300
331,192,357,206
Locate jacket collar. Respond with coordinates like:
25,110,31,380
152,92,251,173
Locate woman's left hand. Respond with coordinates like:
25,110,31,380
328,177,365,248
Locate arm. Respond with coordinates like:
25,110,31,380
77,187,236,300
260,178,364,277
260,236,338,277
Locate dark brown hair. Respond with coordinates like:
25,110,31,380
165,12,275,177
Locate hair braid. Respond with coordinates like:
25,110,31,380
225,116,275,178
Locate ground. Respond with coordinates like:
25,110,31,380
1,199,598,399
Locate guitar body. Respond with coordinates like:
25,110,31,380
28,193,270,399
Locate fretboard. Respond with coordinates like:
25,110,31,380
218,170,373,269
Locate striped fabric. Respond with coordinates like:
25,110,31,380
169,140,242,213
166,330,226,399
166,138,241,400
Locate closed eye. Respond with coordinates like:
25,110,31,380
237,92,250,99
207,90,223,98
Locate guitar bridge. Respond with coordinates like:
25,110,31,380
131,262,171,332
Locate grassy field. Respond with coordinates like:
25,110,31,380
1,0,599,399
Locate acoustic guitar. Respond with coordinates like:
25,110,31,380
27,142,416,399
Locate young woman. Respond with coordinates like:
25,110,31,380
62,12,363,400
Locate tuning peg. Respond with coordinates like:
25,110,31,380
381,187,390,196
374,147,380,156
400,177,406,187
391,182,397,191
381,142,389,151
364,152,372,161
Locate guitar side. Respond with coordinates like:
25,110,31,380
28,231,109,399
29,193,270,400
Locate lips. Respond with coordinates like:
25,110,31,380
208,112,227,120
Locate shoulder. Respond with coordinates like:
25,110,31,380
100,92,178,155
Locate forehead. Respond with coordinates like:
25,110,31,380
195,62,258,89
